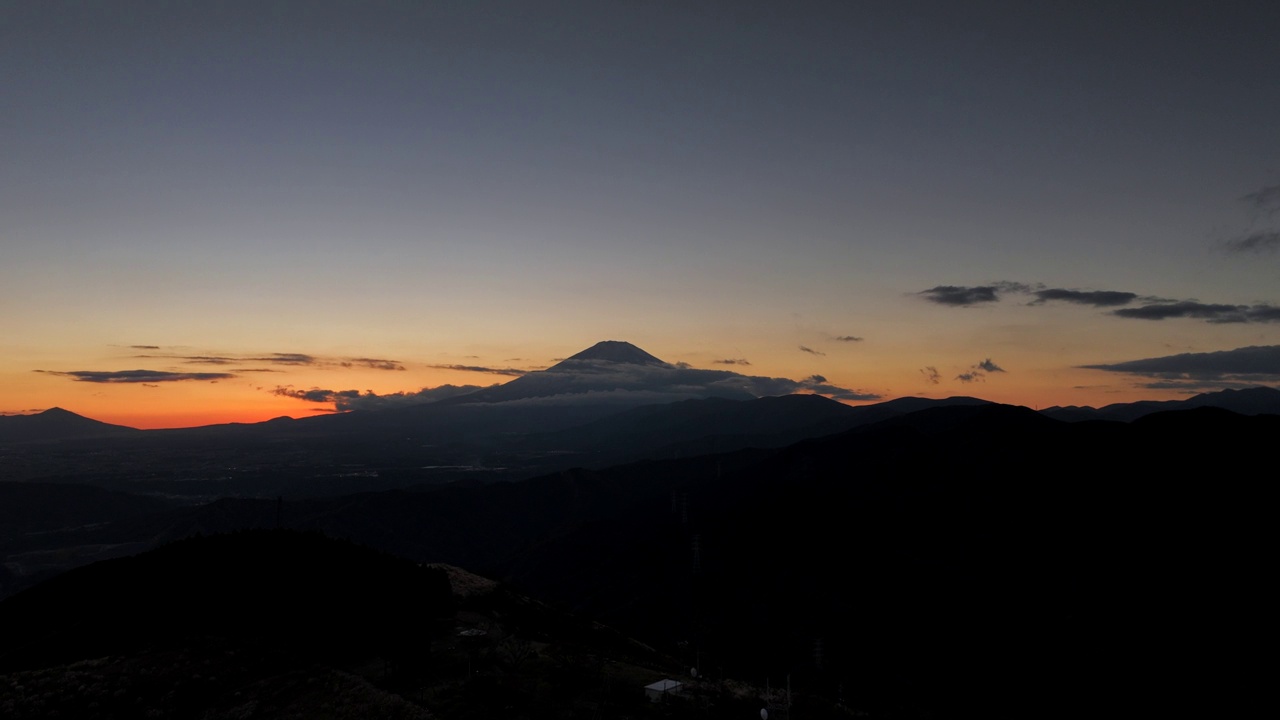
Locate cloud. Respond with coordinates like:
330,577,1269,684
917,282,1280,325
1222,230,1280,254
1242,184,1280,213
452,355,882,405
37,369,236,383
834,335,863,342
1220,184,1280,254
794,374,880,401
1133,379,1274,393
341,357,407,371
177,356,239,365
1248,306,1280,322
798,345,826,356
920,366,941,384
1030,288,1139,307
1081,345,1280,387
136,351,408,369
138,352,318,366
273,387,360,404
273,384,489,411
129,345,160,350
698,370,882,402
427,364,528,377
919,281,1159,310
918,285,1002,306
950,358,1006,384
263,353,315,365
1112,302,1280,324
268,344,881,410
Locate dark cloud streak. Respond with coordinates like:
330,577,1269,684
427,364,527,377
1242,184,1280,213
1031,289,1138,307
273,384,491,411
1113,302,1280,324
342,358,407,371
37,369,236,383
1222,230,1280,254
920,280,1280,325
1082,345,1280,381
918,285,1001,306
137,351,408,370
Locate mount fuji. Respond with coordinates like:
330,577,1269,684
439,340,770,406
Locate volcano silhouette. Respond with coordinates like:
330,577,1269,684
551,340,666,367
442,340,755,405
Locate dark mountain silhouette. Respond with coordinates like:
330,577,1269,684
0,390,997,503
1041,385,1280,421
438,339,757,406
493,404,1273,719
556,339,668,366
0,407,139,443
526,393,992,468
4,403,1272,718
0,343,980,489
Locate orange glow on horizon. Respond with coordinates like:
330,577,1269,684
2,358,1213,430
95,407,333,430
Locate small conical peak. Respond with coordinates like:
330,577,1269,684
560,341,666,366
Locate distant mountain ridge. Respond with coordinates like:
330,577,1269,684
0,407,139,444
1041,386,1280,422
529,393,993,468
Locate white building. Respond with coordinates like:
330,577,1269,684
644,679,683,702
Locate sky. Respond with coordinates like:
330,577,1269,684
3,0,1280,428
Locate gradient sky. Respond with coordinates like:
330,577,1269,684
4,1,1279,428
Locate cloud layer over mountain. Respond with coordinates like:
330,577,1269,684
273,341,882,411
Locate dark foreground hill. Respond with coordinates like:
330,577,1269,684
0,529,455,673
2,404,1273,719
0,530,454,718
0,530,768,720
